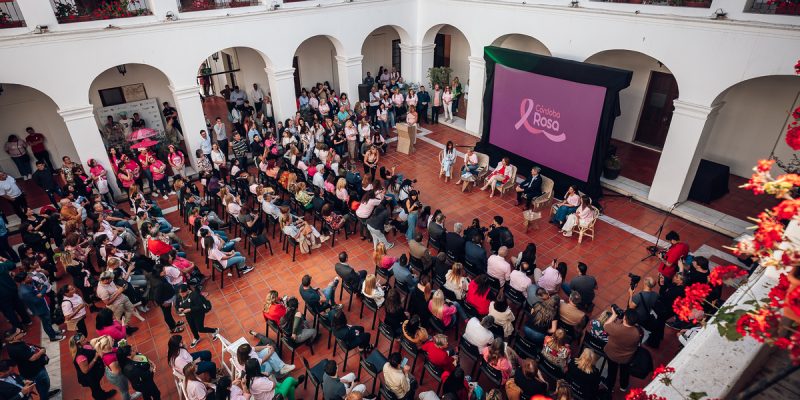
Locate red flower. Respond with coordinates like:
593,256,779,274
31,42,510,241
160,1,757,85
652,364,675,378
708,265,748,286
742,172,767,195
773,199,800,220
753,212,784,249
787,124,800,151
774,337,792,349
768,273,791,307
795,59,800,75
787,285,800,317
793,106,800,120
625,389,667,400
685,283,712,302
757,159,775,172
736,308,780,342
673,296,702,322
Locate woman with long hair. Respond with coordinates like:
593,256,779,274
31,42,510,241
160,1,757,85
429,289,459,328
116,345,160,400
551,185,580,226
401,314,429,346
482,338,513,383
523,295,559,344
262,290,287,325
91,335,134,400
440,141,457,182
566,348,601,398
373,242,396,271
512,243,537,269
561,195,594,237
383,288,407,334
404,190,421,240
466,274,493,316
167,335,216,381
332,308,372,352
508,358,547,400
59,284,89,336
361,273,386,307
553,379,573,400
541,328,572,373
183,362,214,400
408,274,433,322
70,333,116,399
279,297,317,345
444,263,470,300
243,358,276,399
442,86,454,122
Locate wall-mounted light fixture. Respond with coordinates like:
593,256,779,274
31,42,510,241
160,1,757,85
116,65,127,76
212,52,220,62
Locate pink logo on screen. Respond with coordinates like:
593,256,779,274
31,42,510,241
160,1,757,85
514,98,567,143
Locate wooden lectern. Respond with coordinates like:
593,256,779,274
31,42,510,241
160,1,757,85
396,123,416,154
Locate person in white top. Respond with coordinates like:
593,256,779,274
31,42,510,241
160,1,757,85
183,363,214,400
243,358,275,400
456,148,480,185
0,170,26,219
487,246,512,286
463,315,496,351
249,84,266,113
406,89,418,110
442,86,454,122
60,284,88,336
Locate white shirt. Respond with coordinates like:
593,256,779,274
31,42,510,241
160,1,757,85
164,266,184,286
463,317,494,351
487,255,512,286
249,87,266,103
62,293,87,321
213,123,227,141
0,175,22,198
211,150,225,170
172,348,193,374
186,380,210,400
249,376,275,400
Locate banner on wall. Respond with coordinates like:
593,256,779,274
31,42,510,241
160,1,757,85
96,98,165,140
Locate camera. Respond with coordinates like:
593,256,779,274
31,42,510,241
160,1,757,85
611,304,624,318
628,273,641,290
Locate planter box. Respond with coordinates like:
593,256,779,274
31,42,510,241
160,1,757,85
0,20,24,29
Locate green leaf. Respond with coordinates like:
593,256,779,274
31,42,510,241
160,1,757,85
688,392,708,400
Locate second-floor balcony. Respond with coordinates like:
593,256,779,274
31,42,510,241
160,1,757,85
747,0,800,15
51,0,151,24
0,1,25,29
177,0,261,12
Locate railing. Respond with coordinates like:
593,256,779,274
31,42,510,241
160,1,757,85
0,1,25,29
746,0,800,15
177,0,261,12
590,0,712,8
51,0,151,23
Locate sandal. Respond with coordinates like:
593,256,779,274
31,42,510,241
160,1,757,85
170,326,185,333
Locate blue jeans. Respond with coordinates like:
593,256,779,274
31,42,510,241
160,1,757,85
215,230,228,241
523,326,546,345
322,280,339,307
34,368,50,400
388,110,396,127
191,350,217,376
227,255,246,269
406,211,418,240
36,312,59,340
114,220,134,230
561,282,572,295
256,348,286,375
222,240,237,252
452,301,468,322
157,217,173,233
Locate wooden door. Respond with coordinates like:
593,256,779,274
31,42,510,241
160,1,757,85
634,71,679,149
293,56,301,97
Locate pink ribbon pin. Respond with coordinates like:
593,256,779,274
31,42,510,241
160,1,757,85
514,98,567,143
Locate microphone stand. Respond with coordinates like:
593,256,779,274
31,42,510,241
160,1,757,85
641,201,682,262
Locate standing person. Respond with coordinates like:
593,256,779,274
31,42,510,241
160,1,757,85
87,159,115,207
148,155,170,199
15,272,64,342
200,130,213,165
162,102,182,134
0,359,37,400
603,309,641,392
0,170,27,220
366,201,394,250
451,77,463,115
60,284,89,337
431,84,443,124
0,256,29,329
3,328,61,399
213,117,229,157
250,84,266,114
5,135,32,179
167,144,186,178
96,271,139,332
177,284,219,347
117,345,161,400
70,333,117,400
24,127,55,173
442,86,453,122
0,218,20,262
149,267,185,334
656,231,690,291
417,86,430,125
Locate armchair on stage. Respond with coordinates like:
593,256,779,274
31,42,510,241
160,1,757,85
523,175,554,231
461,152,491,192
572,205,600,243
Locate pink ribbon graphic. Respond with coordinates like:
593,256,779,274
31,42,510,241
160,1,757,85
514,98,567,143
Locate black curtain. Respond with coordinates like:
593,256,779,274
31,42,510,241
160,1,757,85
476,46,632,199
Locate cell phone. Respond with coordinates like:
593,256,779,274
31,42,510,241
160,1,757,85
400,357,408,368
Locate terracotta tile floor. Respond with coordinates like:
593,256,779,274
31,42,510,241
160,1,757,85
612,139,779,222
3,109,739,399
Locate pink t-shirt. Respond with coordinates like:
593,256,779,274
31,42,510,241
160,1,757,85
90,165,107,180
150,159,166,181
169,151,185,169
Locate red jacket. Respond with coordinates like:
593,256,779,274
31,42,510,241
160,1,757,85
148,238,173,257
421,341,455,373
466,280,491,316
263,303,287,323
658,242,689,279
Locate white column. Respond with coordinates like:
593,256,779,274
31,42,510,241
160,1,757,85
149,0,180,19
399,44,435,87
465,56,486,137
170,85,207,172
648,100,714,207
58,105,120,196
15,1,58,28
335,55,364,102
266,66,298,123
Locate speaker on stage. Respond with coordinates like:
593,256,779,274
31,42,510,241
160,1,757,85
688,159,730,203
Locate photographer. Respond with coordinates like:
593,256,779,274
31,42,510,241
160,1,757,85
603,309,640,392
646,273,686,348
627,276,658,332
656,231,689,291
488,216,514,254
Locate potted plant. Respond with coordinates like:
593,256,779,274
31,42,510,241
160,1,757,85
427,67,452,90
603,154,622,180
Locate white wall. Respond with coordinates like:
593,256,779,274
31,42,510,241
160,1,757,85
702,76,800,177
361,26,400,79
438,25,470,87
209,47,272,98
494,34,551,56
0,85,78,178
585,50,673,143
295,36,338,92
89,64,174,128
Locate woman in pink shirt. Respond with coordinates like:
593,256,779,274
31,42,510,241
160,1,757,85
406,108,418,127
537,261,567,294
149,155,169,199
551,185,581,225
429,289,458,328
561,195,594,237
442,86,454,122
168,144,185,178
88,158,115,206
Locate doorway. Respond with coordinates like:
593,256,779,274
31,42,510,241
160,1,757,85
433,33,450,68
293,56,301,97
634,71,679,149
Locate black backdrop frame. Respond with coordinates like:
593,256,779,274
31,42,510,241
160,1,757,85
475,45,632,199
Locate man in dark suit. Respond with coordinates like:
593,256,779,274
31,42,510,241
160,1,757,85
516,166,543,208
464,234,488,275
427,213,447,247
488,216,514,254
444,222,466,262
334,252,367,291
0,359,36,400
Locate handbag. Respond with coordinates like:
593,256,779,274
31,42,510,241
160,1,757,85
628,345,654,379
96,178,109,194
